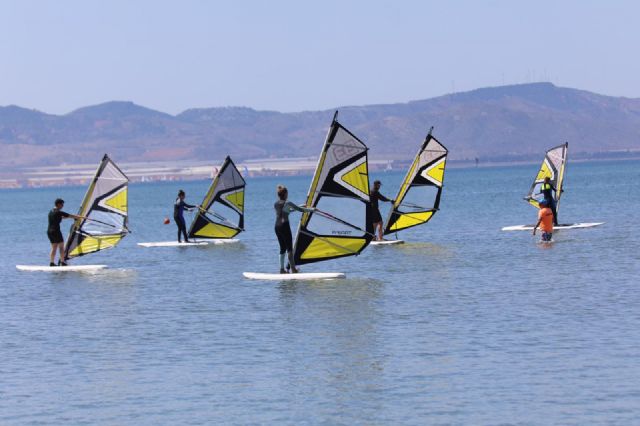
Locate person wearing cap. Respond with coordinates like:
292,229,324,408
47,198,82,266
537,176,561,225
370,180,394,241
174,190,197,243
533,198,554,242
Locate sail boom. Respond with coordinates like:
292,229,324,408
316,191,367,201
198,211,243,232
299,230,360,255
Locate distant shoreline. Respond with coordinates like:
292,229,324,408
1,152,639,190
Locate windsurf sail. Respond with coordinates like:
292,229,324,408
525,143,568,210
293,111,374,265
64,154,130,260
188,156,245,240
383,128,448,235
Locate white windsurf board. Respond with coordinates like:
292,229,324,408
243,272,346,281
16,264,107,272
370,239,404,246
138,241,209,247
211,239,240,244
138,239,240,247
501,222,604,231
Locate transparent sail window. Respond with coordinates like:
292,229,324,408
307,196,366,238
400,185,438,212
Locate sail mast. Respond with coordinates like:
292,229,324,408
555,142,569,213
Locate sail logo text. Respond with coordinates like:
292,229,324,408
332,230,352,235
332,140,362,163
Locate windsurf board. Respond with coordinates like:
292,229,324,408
243,272,346,281
16,264,107,272
501,222,604,231
370,239,404,246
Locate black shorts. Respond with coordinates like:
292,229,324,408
371,209,383,224
47,230,64,244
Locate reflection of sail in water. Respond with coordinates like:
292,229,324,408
277,277,384,405
188,156,245,240
525,143,568,211
64,154,130,260
292,111,374,266
384,128,448,235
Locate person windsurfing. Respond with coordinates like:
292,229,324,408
174,190,197,243
537,176,561,225
533,199,554,242
47,198,82,266
370,180,394,241
274,185,313,274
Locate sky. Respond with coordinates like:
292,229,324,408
1,0,639,115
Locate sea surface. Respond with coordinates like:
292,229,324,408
1,160,639,424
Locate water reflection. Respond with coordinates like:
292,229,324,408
278,278,386,412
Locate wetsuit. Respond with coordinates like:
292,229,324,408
541,182,559,225
370,189,391,224
274,200,309,253
47,208,70,244
274,200,312,270
174,199,195,242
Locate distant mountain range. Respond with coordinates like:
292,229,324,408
2,82,640,168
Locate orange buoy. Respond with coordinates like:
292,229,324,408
163,217,170,225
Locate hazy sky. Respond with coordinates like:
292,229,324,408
1,0,638,114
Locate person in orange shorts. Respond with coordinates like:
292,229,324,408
533,199,554,242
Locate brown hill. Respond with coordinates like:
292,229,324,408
2,83,640,168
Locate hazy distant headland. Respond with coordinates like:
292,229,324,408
2,82,640,187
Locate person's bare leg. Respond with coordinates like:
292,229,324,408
58,243,65,265
287,251,298,273
50,244,57,265
375,222,383,240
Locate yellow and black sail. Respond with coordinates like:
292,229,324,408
64,154,130,260
525,143,568,209
293,111,373,265
188,156,245,240
384,129,448,235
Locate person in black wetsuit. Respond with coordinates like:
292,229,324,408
370,180,394,241
274,185,313,274
47,198,81,266
174,190,197,243
537,177,561,225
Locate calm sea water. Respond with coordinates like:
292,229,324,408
1,160,639,424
